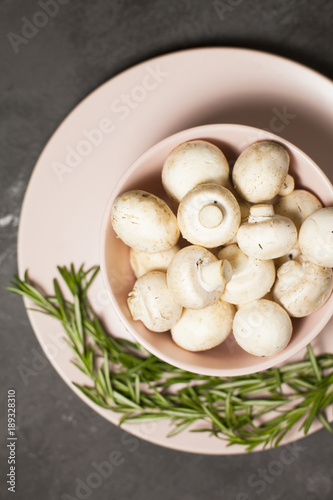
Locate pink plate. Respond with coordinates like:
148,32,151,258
18,48,333,454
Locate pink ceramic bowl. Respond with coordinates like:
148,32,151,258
100,124,333,376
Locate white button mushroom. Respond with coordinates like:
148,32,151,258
162,140,230,203
299,207,333,267
273,256,333,317
217,244,276,305
171,299,235,352
127,271,182,332
129,246,180,278
177,184,241,248
167,245,232,309
232,141,290,203
111,190,179,253
274,189,323,230
277,174,295,197
233,299,293,357
237,204,297,259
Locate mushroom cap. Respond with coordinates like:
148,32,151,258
278,174,295,197
162,140,230,203
273,256,333,317
218,244,276,305
111,190,179,253
127,271,182,332
167,245,232,309
233,299,293,357
177,184,241,247
129,246,179,278
171,299,235,351
232,141,290,203
274,189,323,230
237,204,297,259
299,207,333,267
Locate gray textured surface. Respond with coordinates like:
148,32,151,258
1,0,333,499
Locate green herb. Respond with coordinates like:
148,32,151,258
6,265,333,452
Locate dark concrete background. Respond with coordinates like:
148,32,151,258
1,0,333,499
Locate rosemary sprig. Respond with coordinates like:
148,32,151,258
6,265,333,452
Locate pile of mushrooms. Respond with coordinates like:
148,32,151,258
110,139,333,358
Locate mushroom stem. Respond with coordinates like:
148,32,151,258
248,204,275,220
167,246,230,309
218,244,248,272
199,259,232,292
237,204,298,260
198,205,223,228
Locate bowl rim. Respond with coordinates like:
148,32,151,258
99,123,333,376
